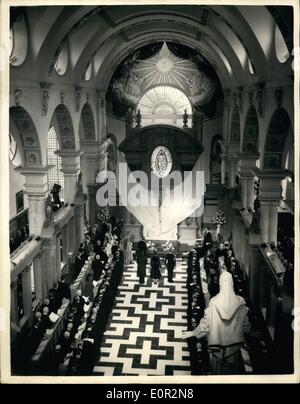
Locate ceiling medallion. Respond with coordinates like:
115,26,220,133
156,57,174,74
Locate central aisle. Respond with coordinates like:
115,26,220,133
93,258,191,375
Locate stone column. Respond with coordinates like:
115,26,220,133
16,167,50,236
80,140,102,220
74,203,84,249
22,266,32,321
96,89,107,141
259,200,270,243
247,175,255,211
253,168,291,244
33,252,44,300
42,236,60,291
237,153,259,210
56,150,83,204
240,175,249,209
228,158,237,188
87,184,98,225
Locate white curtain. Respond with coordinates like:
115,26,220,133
115,151,205,236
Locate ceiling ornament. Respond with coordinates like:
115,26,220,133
108,41,221,118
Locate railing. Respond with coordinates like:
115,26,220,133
29,301,70,371
70,254,94,300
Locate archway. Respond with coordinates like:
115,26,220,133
51,104,76,150
9,106,42,167
79,103,96,140
263,108,292,170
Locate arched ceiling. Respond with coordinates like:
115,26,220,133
10,5,293,90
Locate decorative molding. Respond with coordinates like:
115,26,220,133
40,82,52,116
75,86,82,112
274,87,283,108
60,91,65,104
14,89,22,106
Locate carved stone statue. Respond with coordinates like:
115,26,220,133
136,109,142,127
183,109,188,127
45,194,54,224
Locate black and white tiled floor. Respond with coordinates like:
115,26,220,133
93,258,191,375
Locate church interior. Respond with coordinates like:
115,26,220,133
6,4,295,377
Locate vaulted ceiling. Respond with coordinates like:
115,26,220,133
10,5,293,90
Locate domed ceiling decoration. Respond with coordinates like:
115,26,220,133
107,42,223,119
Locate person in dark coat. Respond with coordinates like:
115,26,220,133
150,250,161,284
215,242,228,261
195,238,206,259
203,227,213,249
41,306,52,331
137,250,147,284
93,239,102,255
165,251,176,282
92,255,102,281
83,273,94,303
137,237,147,254
57,276,71,302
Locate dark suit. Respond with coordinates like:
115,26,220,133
57,281,71,301
165,253,176,282
204,231,213,248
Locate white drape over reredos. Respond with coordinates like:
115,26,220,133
99,151,205,236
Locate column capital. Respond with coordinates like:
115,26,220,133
80,140,102,158
55,149,83,174
15,166,53,196
252,168,292,201
251,168,292,181
55,149,84,159
236,152,259,175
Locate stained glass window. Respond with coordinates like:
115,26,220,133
151,146,173,178
47,126,64,199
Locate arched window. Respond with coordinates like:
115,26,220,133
275,25,290,63
47,126,64,199
54,43,68,76
137,86,192,127
9,133,21,167
10,12,28,66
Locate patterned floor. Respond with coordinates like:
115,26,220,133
93,258,191,375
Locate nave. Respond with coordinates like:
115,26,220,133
93,260,190,376
5,4,296,382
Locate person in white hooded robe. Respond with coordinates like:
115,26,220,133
182,271,250,374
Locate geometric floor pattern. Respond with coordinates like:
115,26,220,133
93,258,191,375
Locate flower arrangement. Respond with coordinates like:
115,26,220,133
162,241,174,252
212,210,226,226
146,240,156,253
97,207,110,223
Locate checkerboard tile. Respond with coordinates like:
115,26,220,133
93,259,191,375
